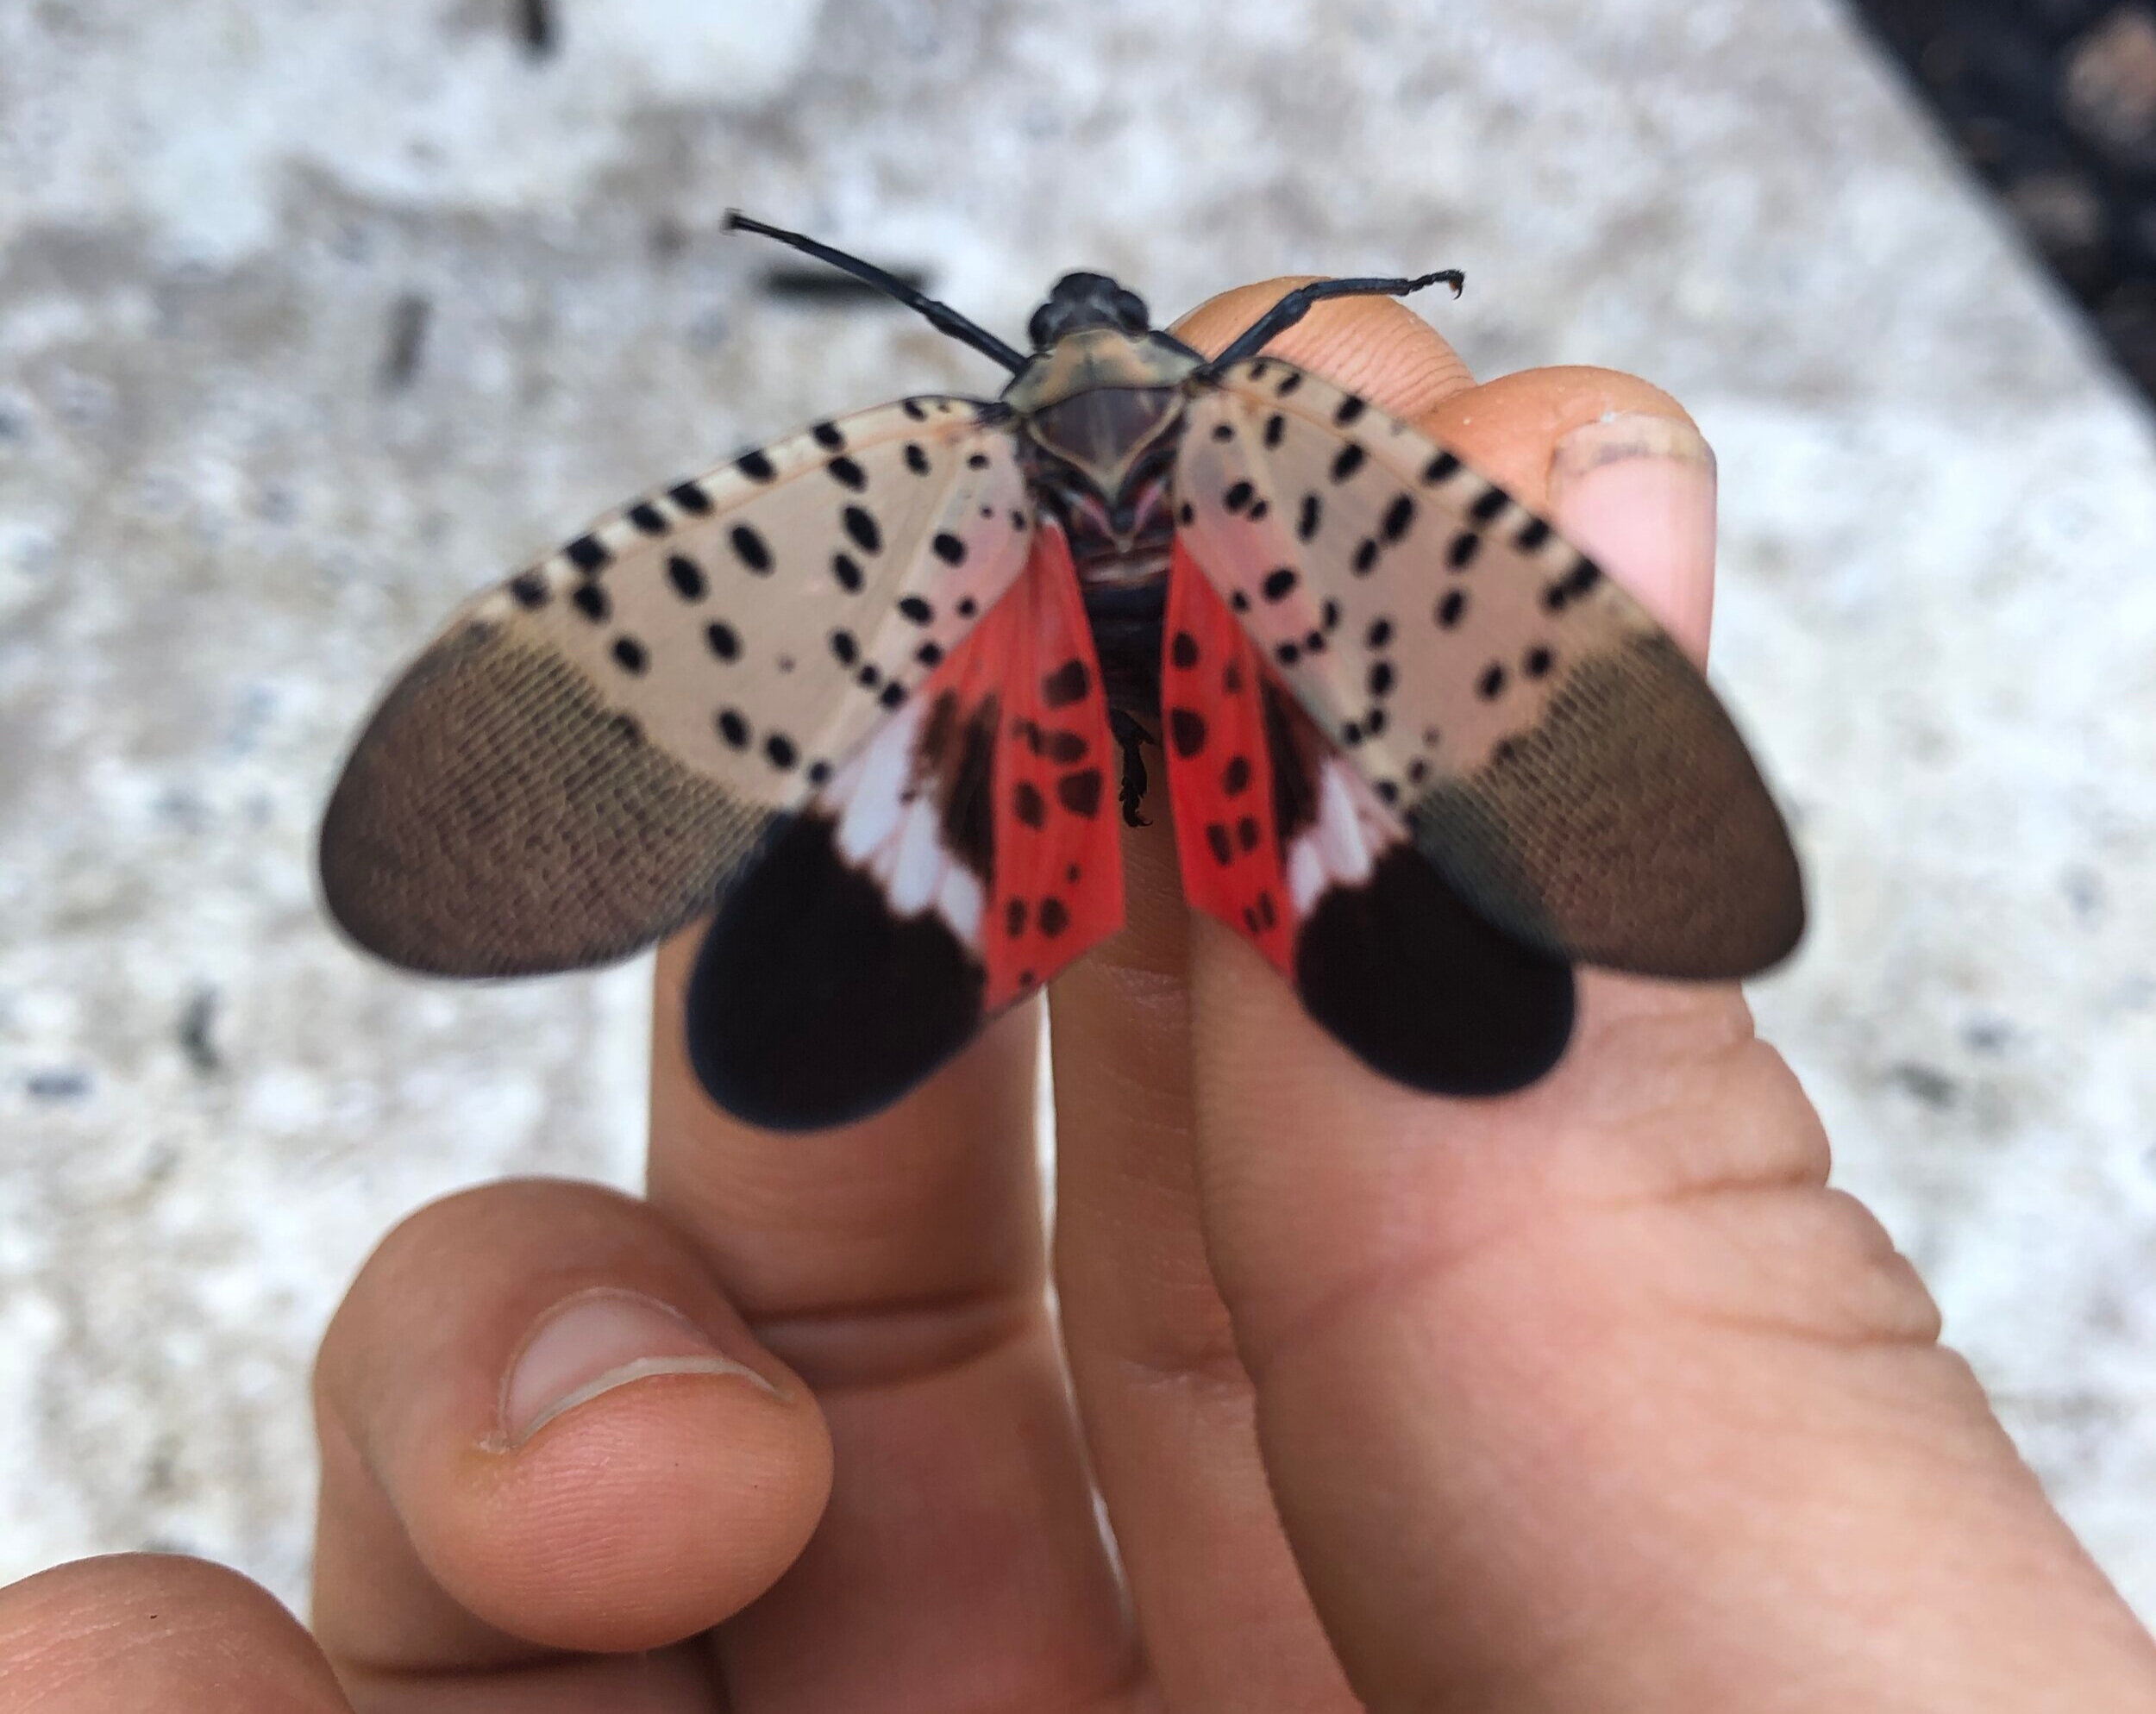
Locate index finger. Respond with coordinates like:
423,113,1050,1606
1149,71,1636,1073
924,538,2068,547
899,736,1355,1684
1167,291,2156,1708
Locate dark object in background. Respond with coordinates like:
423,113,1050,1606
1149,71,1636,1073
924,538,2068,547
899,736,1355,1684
761,264,934,303
517,0,555,58
1846,0,2156,395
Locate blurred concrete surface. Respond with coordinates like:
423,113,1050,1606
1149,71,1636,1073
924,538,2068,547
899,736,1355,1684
3,0,2153,1617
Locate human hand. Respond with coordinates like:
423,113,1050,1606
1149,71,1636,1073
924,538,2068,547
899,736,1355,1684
7,283,2155,1714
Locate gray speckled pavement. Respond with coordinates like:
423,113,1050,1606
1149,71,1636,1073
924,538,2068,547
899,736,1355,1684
3,0,2153,1617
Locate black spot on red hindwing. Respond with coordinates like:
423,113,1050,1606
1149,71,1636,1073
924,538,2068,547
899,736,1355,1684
1056,769,1104,817
1013,779,1047,829
1006,898,1028,937
1042,660,1090,707
1038,897,1070,937
1206,823,1233,865
1031,727,1088,764
1169,707,1208,757
939,695,1000,876
1169,630,1200,669
1222,754,1252,796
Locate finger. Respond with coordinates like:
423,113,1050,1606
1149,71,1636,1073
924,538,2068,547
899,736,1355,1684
646,940,1134,1708
310,1177,829,1705
0,1554,349,1713
1050,278,1492,1711
1168,331,2156,1704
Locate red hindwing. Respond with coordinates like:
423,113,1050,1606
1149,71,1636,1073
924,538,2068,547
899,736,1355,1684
1161,538,1295,973
932,523,1124,1008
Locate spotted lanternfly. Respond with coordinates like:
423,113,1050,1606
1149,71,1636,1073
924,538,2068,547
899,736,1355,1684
321,213,1804,1129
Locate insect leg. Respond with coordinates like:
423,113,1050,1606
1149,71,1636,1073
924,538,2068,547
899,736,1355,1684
1200,272,1465,372
1110,708,1155,828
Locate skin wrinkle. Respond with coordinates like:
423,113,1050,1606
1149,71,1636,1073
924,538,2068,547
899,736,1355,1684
751,1289,1044,1392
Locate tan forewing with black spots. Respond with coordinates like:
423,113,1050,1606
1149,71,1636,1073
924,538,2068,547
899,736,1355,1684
1175,359,1802,979
320,397,1034,975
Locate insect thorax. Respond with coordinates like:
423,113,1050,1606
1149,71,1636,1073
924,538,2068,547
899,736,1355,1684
1008,326,1200,572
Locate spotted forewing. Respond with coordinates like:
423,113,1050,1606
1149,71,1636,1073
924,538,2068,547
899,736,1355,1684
321,396,1034,978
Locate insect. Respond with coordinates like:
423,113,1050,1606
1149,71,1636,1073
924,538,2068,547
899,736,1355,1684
321,214,1803,1129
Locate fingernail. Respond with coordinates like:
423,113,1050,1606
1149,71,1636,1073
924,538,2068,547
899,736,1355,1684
1548,411,1718,658
503,1288,780,1445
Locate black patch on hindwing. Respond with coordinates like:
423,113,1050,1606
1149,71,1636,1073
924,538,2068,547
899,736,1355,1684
688,816,986,1130
1294,848,1575,1097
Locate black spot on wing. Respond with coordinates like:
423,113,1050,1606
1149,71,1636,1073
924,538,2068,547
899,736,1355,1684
1294,847,1575,1096
687,817,987,1129
1042,660,1091,708
938,695,1000,876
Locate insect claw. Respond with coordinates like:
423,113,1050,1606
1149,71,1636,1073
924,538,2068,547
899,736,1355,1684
1111,709,1154,827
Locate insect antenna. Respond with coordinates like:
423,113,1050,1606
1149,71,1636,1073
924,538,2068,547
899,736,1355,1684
1200,271,1465,373
724,211,1029,374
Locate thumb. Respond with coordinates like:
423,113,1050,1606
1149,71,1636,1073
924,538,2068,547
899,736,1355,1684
1186,366,2156,1710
